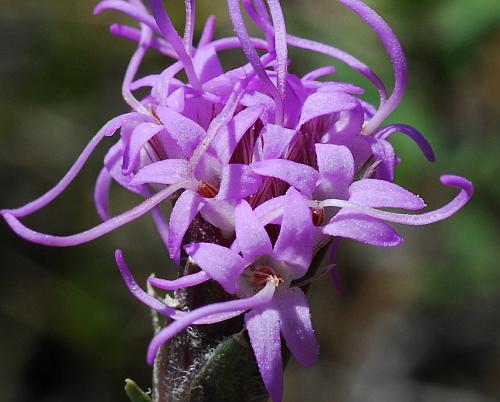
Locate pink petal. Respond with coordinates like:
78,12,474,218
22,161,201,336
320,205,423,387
131,159,188,186
168,190,204,264
323,212,402,247
184,242,245,293
210,106,263,164
274,287,318,367
245,305,283,402
156,106,206,158
314,144,354,200
298,90,360,128
218,164,262,200
200,198,236,232
261,124,297,160
122,122,164,175
251,159,319,197
349,179,425,210
273,187,313,276
235,200,273,262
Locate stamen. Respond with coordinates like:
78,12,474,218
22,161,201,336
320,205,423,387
253,266,283,286
197,180,219,198
311,207,324,226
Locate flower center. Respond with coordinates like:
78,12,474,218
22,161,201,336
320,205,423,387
197,180,219,198
252,266,284,287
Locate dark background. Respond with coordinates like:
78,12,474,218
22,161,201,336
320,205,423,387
1,1,499,401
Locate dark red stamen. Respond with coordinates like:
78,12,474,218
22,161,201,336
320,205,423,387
253,266,283,286
311,207,324,226
198,180,219,198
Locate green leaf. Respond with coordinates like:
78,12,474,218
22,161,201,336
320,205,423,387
124,379,152,402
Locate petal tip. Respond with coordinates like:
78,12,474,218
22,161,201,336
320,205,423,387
440,175,473,197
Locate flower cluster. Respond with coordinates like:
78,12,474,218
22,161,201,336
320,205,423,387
1,1,472,401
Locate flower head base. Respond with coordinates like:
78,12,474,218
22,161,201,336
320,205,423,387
2,1,473,401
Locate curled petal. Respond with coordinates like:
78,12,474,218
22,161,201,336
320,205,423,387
147,281,276,364
364,137,396,182
115,250,182,318
337,0,408,133
5,113,148,218
376,124,435,162
1,181,191,246
94,0,160,33
318,175,473,226
147,0,201,88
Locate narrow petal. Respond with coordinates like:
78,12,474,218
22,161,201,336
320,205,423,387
148,271,211,290
5,113,147,218
349,179,425,210
235,200,273,262
147,281,276,364
376,123,435,162
261,124,297,160
274,287,318,367
323,212,402,247
245,305,283,402
156,107,206,158
315,144,354,200
338,0,407,133
218,164,262,200
115,250,182,318
94,167,113,221
251,159,319,197
318,175,473,226
131,159,189,186
184,242,245,293
273,187,313,276
1,180,191,246
168,190,204,264
94,0,160,33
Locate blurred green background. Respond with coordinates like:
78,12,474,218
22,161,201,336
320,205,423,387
1,1,499,401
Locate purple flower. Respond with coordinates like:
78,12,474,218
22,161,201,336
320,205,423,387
2,1,473,401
